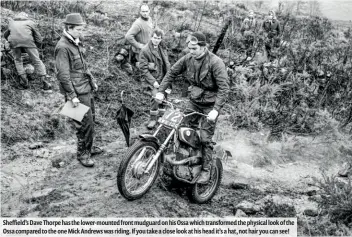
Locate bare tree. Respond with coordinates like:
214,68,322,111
309,0,321,16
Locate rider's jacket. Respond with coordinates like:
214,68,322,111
159,49,229,111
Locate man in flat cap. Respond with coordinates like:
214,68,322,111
155,32,230,183
55,13,102,167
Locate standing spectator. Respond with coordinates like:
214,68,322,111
240,10,257,57
125,4,153,67
55,13,102,167
3,12,52,90
155,32,230,183
139,28,170,129
262,10,281,60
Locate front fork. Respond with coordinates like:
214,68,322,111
144,125,175,174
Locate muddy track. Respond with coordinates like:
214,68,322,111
1,138,247,218
1,133,275,219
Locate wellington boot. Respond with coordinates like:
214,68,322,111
197,168,211,184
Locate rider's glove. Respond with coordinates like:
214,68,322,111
153,81,160,88
207,109,219,122
155,92,165,103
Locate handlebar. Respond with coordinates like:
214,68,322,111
153,97,208,118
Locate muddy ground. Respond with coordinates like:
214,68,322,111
1,113,349,236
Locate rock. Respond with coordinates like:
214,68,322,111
231,182,249,190
29,142,44,150
51,151,75,168
258,195,296,217
306,186,320,196
235,201,261,214
58,162,65,168
29,188,55,202
51,168,58,173
35,148,50,158
234,209,248,217
308,194,323,203
304,176,318,186
303,208,318,217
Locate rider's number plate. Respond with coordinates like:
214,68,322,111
159,109,183,128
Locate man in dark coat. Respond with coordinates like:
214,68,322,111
262,10,281,60
139,28,170,129
4,12,52,90
55,13,102,167
155,32,230,183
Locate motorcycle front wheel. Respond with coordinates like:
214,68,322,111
188,158,223,204
117,140,160,200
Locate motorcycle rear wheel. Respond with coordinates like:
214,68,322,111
117,140,160,200
188,158,223,204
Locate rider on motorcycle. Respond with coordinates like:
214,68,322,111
155,32,230,183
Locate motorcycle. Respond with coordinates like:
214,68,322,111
117,99,226,204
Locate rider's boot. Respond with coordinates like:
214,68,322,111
197,143,214,184
147,110,158,130
197,165,211,184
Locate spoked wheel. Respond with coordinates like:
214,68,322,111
188,158,223,204
117,140,160,200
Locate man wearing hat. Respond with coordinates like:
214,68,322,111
155,32,230,183
4,12,52,90
55,13,102,167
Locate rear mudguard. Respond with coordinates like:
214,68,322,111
138,134,164,162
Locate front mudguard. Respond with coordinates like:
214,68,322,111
139,134,160,146
139,134,164,163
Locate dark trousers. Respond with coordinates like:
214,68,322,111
183,101,217,169
70,93,95,157
265,36,280,58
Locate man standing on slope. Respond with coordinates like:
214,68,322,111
139,28,171,130
55,13,102,167
125,4,153,68
155,32,230,183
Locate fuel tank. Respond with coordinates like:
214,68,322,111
178,127,200,148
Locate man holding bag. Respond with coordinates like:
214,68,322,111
155,32,229,183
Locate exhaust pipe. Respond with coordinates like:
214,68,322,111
164,154,201,166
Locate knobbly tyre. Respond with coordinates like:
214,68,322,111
117,99,227,204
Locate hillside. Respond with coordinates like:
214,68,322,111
1,1,352,236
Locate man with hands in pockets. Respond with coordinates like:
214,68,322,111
155,32,229,183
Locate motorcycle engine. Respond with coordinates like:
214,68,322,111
175,143,201,181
